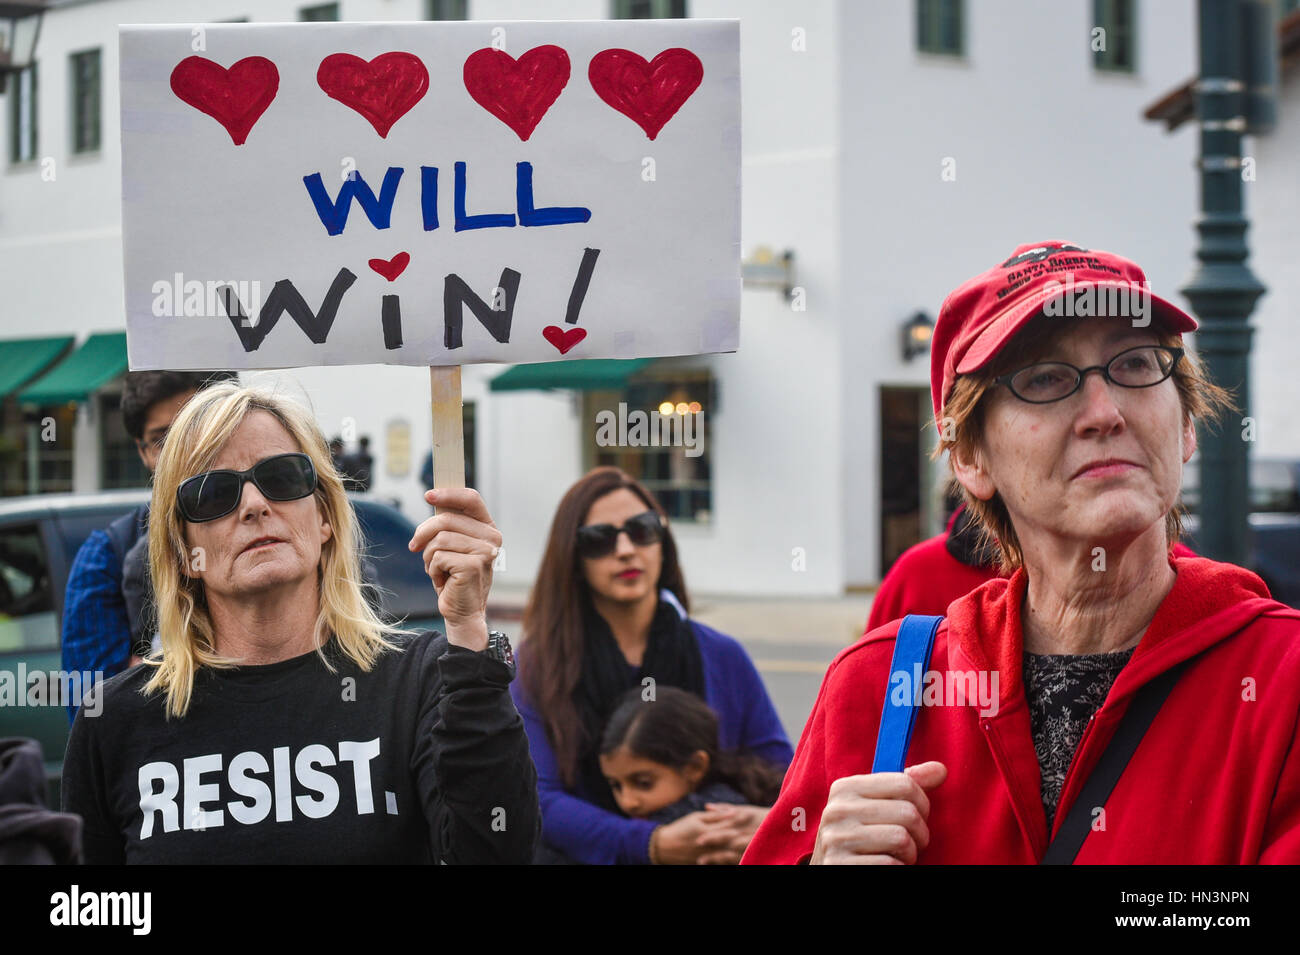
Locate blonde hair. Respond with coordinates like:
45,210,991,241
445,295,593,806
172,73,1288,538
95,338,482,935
933,316,1235,573
144,381,404,717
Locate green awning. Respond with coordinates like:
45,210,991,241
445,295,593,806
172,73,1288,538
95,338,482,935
18,332,129,405
0,336,74,399
489,358,652,393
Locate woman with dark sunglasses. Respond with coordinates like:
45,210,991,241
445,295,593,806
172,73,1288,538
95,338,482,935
512,466,792,865
61,382,538,864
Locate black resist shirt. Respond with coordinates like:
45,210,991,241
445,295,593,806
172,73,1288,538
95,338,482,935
61,631,539,864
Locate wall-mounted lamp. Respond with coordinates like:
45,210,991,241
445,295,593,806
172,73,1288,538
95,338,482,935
901,311,934,362
0,1,48,95
741,246,796,300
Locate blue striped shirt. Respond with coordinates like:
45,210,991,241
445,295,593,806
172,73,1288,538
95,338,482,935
61,530,132,722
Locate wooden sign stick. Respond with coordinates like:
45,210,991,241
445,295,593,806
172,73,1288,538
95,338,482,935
429,365,465,503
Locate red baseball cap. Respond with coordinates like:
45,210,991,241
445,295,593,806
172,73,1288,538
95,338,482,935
930,241,1198,425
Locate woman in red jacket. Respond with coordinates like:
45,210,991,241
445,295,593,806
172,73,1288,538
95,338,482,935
744,241,1300,865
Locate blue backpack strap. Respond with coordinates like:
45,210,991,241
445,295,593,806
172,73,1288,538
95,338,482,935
871,614,944,774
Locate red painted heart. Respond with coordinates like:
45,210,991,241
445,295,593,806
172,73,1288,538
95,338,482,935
368,252,410,282
317,52,429,138
543,325,587,355
169,56,280,146
463,45,571,141
588,48,703,141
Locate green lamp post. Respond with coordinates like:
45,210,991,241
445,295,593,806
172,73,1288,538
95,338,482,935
1180,0,1275,565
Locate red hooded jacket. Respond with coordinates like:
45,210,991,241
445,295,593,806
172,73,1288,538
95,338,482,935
744,556,1300,864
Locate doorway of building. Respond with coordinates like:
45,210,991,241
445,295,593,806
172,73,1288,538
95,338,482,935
879,386,934,575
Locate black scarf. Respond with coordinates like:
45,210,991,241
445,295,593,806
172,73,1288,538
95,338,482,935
573,593,705,810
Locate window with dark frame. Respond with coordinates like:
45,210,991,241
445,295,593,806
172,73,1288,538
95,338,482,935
99,392,149,490
70,49,101,154
0,403,74,497
0,402,35,496
583,372,713,524
1094,0,1137,73
613,0,687,19
916,0,963,56
8,63,38,164
299,3,340,21
426,0,468,19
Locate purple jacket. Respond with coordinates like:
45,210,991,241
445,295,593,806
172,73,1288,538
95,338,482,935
511,618,793,865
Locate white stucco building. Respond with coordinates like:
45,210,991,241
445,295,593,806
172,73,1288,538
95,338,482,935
6,0,1278,599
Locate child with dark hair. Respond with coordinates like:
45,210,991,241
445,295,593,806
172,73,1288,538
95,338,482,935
599,687,786,825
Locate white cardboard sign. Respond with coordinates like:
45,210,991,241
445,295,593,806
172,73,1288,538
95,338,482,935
119,20,740,370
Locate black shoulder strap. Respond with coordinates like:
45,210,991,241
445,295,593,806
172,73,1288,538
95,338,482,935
1040,658,1191,865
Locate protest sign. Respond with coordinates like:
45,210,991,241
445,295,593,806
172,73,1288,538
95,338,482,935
119,20,741,373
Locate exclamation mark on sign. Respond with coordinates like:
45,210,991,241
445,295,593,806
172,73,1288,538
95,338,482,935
543,247,600,355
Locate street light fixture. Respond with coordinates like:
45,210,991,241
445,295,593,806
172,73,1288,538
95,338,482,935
0,1,48,95
901,311,934,362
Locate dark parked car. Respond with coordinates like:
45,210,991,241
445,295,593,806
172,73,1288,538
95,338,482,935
0,490,441,807
1181,457,1300,608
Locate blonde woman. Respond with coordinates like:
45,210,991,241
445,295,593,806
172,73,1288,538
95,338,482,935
61,383,537,864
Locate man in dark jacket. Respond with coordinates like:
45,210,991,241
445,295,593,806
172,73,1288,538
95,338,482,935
60,371,230,721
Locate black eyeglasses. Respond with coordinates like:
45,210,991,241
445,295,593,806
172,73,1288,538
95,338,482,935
576,511,665,559
176,452,317,523
994,345,1184,404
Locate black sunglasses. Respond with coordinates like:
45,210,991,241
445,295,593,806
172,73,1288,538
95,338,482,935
176,452,317,523
993,345,1184,404
576,511,664,559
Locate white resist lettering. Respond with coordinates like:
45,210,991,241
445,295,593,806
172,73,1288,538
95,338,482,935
138,762,179,840
338,738,381,814
137,739,382,839
227,751,272,825
183,754,225,831
273,746,293,823
294,744,339,819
